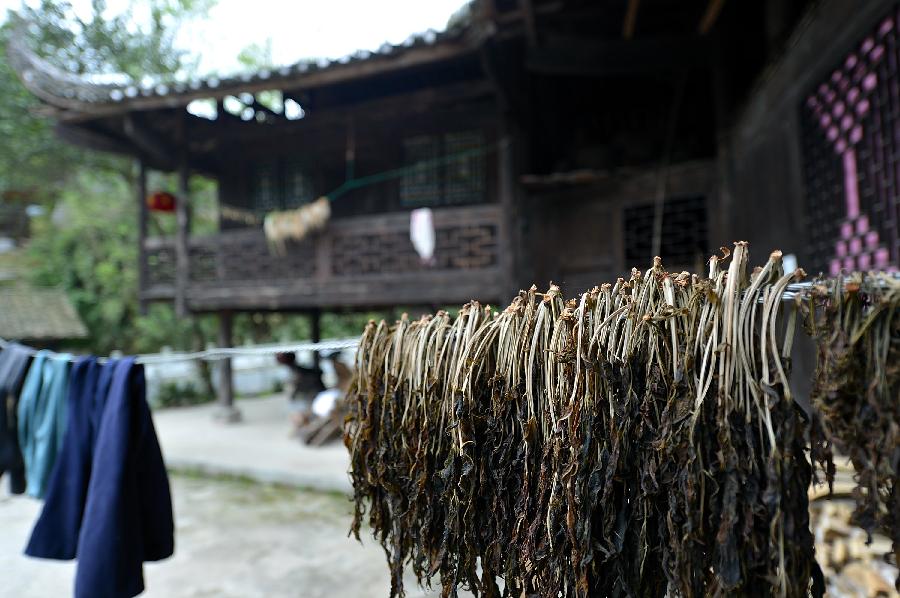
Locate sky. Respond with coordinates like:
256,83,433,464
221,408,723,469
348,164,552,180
0,0,469,75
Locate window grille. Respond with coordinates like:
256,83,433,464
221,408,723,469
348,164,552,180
401,130,486,207
624,195,709,268
401,135,442,206
800,7,900,274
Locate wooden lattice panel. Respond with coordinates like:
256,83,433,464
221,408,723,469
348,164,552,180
189,245,218,282
251,159,280,216
436,224,497,269
400,135,441,206
283,156,315,209
330,223,498,276
444,130,485,205
146,245,175,286
218,233,315,282
801,8,900,274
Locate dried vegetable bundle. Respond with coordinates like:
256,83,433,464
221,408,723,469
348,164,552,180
800,273,900,590
344,242,822,597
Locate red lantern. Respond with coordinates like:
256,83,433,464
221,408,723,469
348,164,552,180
147,191,176,212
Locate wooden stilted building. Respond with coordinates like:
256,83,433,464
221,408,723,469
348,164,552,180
10,0,900,410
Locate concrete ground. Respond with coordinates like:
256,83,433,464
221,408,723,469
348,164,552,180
153,394,352,493
1,474,446,598
0,395,459,598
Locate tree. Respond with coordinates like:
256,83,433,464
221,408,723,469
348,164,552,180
4,0,382,362
2,0,215,355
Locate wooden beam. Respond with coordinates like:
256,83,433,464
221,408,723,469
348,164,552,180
519,0,538,47
216,310,237,416
123,114,175,170
136,158,149,315
527,36,708,76
183,79,495,146
175,130,191,318
310,308,321,368
479,46,509,114
623,0,641,40
698,0,726,35
54,123,134,155
345,114,356,181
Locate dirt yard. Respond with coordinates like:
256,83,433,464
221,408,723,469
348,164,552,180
0,474,449,598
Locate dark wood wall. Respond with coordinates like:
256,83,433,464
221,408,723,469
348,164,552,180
720,0,893,268
217,96,499,227
520,161,718,293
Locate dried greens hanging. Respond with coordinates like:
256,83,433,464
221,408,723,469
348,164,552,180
800,273,900,590
344,242,822,597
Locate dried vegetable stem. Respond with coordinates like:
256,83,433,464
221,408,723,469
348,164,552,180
801,272,900,592
345,242,827,597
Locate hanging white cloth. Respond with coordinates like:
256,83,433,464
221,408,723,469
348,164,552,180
409,207,435,265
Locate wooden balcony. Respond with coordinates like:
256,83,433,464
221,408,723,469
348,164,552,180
141,204,508,312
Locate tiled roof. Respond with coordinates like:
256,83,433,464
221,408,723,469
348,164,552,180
7,18,478,113
0,284,88,341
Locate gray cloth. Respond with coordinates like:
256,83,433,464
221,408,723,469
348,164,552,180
0,343,33,494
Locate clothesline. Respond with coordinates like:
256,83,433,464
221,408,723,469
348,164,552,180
0,337,361,365
1,276,895,366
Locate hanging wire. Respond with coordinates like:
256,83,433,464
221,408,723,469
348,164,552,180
1,274,895,365
0,336,360,365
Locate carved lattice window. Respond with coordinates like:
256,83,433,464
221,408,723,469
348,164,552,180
283,156,315,209
401,130,486,207
250,159,279,216
624,195,709,269
401,135,442,206
444,131,485,205
800,8,900,275
248,157,315,215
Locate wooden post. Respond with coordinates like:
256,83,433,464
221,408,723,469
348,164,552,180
175,150,190,317
310,308,322,368
214,310,241,423
345,115,356,182
136,157,149,315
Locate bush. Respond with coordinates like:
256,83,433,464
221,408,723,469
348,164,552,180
152,380,212,409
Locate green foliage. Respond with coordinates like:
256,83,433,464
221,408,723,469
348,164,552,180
23,169,214,354
0,29,81,195
152,379,211,409
8,0,211,78
237,38,274,69
3,0,381,358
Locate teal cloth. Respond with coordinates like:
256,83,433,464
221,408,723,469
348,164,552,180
17,351,70,498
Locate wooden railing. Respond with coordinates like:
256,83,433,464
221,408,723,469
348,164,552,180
141,204,506,311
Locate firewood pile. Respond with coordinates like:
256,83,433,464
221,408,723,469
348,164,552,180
343,243,899,598
810,492,897,597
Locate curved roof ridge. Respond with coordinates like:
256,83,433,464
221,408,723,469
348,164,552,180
8,18,476,114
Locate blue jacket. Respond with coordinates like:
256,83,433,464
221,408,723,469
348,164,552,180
17,351,70,498
25,357,106,558
26,357,174,598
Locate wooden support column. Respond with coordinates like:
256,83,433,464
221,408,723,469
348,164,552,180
136,157,149,315
345,115,356,182
518,0,538,47
175,149,190,317
214,310,241,423
622,0,640,40
310,308,322,368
